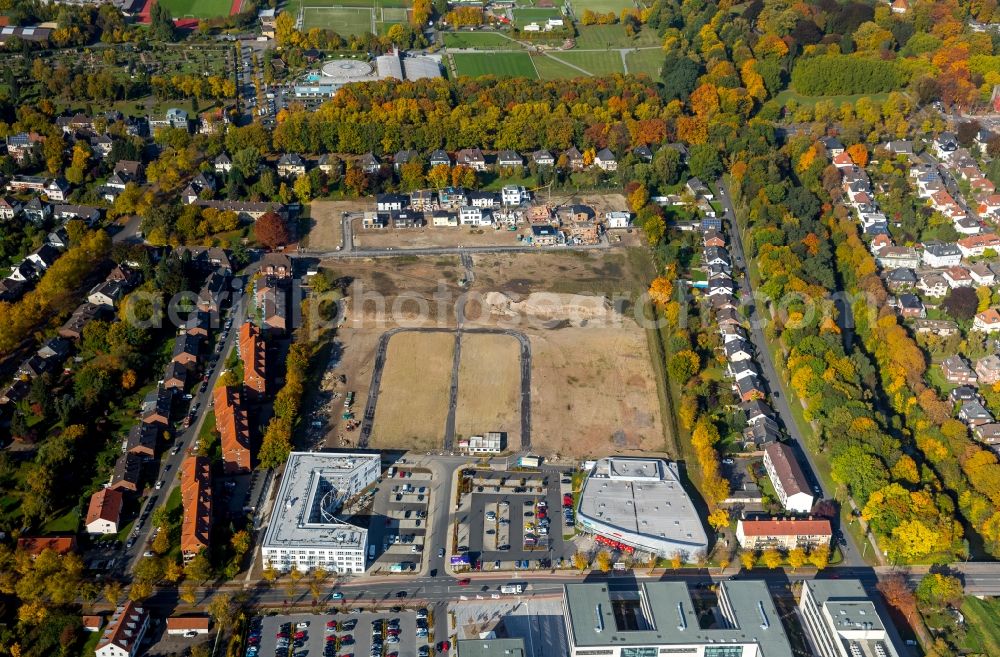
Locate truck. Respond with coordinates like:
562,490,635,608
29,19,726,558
387,467,396,478
518,455,541,468
500,584,523,595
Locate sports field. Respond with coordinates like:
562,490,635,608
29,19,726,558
443,32,521,49
159,0,232,18
552,50,624,75
571,0,636,12
295,0,409,34
452,52,538,79
531,55,585,80
625,48,664,78
513,7,562,26
573,24,661,48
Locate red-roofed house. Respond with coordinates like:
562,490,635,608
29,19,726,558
16,536,77,556
831,152,853,168
239,322,267,400
96,600,149,657
975,308,1000,333
181,455,212,562
166,616,211,635
86,487,124,535
214,385,251,474
736,517,832,550
83,615,103,632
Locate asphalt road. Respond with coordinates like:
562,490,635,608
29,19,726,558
715,180,867,568
121,287,248,575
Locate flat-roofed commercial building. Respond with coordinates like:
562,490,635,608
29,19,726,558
576,457,708,560
562,581,794,657
798,580,901,657
261,452,380,573
457,638,525,657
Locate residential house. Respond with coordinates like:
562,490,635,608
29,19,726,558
214,153,232,174
501,185,528,207
5,132,44,163
896,294,925,318
393,149,418,170
85,488,123,535
87,280,128,308
735,376,766,402
891,0,910,12
59,302,106,339
604,211,632,229
149,107,189,131
881,140,914,155
496,150,523,169
819,136,845,156
530,224,559,246
594,148,617,171
438,187,468,208
7,175,47,194
729,360,760,382
125,422,159,458
172,334,201,370
432,210,458,227
410,189,436,211
0,197,22,219
745,420,782,448
703,246,732,269
951,386,979,403
26,243,60,273
875,246,920,269
456,148,487,171
724,339,753,362
832,152,854,168
960,400,994,426
741,400,773,426
958,233,1000,258
469,191,499,209
91,133,114,158
917,272,948,298
391,209,424,228
359,152,381,174
942,355,978,385
736,518,832,551
703,229,726,247
181,455,212,562
23,197,50,224
884,268,916,291
974,423,1000,445
934,131,959,159
562,147,585,171
376,193,407,212
185,311,212,338
633,145,654,161
923,242,962,268
259,252,293,278
531,150,554,167
240,322,267,401
109,452,142,492
142,387,173,426
47,226,69,249
970,263,996,286
701,215,723,232
317,154,340,175
95,601,149,657
16,536,77,556
763,442,815,514
974,308,1000,332
166,617,211,636
197,269,230,314
912,319,959,336
255,276,288,335
162,361,188,391
362,212,388,230
174,246,232,274
53,204,101,225
459,206,490,226
214,386,251,474
277,153,307,178
429,149,451,168
83,616,103,633
686,177,711,199
977,355,1000,385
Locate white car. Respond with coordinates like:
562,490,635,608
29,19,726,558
296,621,310,629
155,480,164,490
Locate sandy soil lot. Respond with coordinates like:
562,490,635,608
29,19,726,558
530,324,664,457
304,200,363,250
369,332,456,451
321,327,383,449
454,333,522,447
352,221,523,250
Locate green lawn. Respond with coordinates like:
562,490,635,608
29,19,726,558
42,508,80,534
551,50,624,75
452,52,538,79
443,32,521,49
301,6,375,34
573,24,661,48
771,89,891,109
961,596,1000,655
625,48,663,78
78,628,102,657
532,54,587,79
572,0,635,12
159,0,233,18
513,7,561,26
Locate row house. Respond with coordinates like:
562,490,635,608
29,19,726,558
215,386,252,474
958,233,1000,258
736,517,832,551
181,455,212,562
240,322,267,400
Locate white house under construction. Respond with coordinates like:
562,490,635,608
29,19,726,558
261,452,380,573
576,457,708,560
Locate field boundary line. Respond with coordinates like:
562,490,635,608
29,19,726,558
542,53,592,76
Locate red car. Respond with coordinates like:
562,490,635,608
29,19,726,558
294,631,307,640
438,641,451,652
276,632,289,639
458,578,470,586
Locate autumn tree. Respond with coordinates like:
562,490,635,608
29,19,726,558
595,550,613,573
916,573,964,609
254,212,291,249
787,548,807,572
761,548,783,569
808,545,830,571
344,166,369,196
739,550,756,570
846,144,869,167
572,552,589,571
942,286,978,320
878,574,918,625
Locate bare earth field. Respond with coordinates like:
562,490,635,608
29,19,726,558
369,332,456,451
304,200,360,250
323,327,383,449
454,333,522,447
529,325,663,457
352,221,524,249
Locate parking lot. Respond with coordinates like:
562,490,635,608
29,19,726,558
255,609,433,657
369,466,433,574
455,469,578,571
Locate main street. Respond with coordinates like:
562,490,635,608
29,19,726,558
715,179,870,568
119,285,249,575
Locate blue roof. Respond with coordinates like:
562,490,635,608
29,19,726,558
532,225,557,236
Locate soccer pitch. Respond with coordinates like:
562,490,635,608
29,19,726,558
451,52,538,79
159,0,232,18
299,4,406,34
